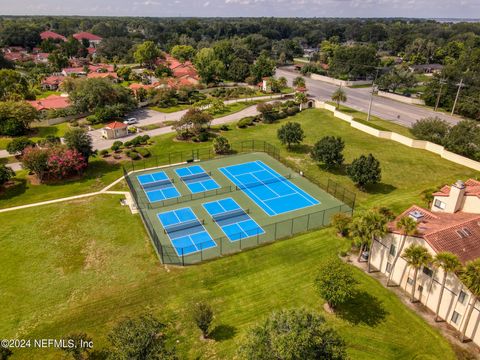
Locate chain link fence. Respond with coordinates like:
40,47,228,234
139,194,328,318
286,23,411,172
123,140,356,265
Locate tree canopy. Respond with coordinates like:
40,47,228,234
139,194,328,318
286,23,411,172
238,308,347,360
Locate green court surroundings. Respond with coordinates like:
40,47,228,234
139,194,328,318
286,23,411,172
124,141,355,265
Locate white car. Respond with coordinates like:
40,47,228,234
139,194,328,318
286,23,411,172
123,117,138,125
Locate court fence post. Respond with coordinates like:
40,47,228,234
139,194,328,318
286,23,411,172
181,249,184,266
274,222,277,240
307,213,311,231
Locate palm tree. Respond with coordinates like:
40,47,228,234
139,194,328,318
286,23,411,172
292,76,305,88
349,210,387,270
403,244,432,302
459,259,480,342
364,210,388,273
331,86,347,109
294,92,307,105
433,252,461,322
387,216,418,287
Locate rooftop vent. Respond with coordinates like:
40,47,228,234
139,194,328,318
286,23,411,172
453,180,466,189
409,210,424,222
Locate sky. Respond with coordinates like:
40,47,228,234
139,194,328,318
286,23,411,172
0,0,479,19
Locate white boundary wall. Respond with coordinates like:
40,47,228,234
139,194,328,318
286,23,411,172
377,90,426,105
310,74,372,87
315,100,480,172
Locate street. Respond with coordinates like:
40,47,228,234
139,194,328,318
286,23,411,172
276,67,461,127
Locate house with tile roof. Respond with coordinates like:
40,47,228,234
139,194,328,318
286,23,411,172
73,32,102,48
40,31,66,42
41,75,66,90
102,121,128,139
27,95,70,111
370,179,480,345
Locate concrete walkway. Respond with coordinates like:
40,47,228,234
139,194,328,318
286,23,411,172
0,94,290,160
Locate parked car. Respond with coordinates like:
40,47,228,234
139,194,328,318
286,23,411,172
123,117,138,125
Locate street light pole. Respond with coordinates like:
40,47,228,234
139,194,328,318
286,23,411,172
451,78,464,116
434,78,446,112
367,68,379,122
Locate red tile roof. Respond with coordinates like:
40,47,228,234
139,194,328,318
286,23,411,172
41,75,65,86
105,121,127,129
73,32,102,41
433,179,480,199
87,72,118,79
389,205,480,264
27,95,70,111
40,31,66,42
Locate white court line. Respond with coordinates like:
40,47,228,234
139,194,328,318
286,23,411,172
255,160,317,206
220,166,278,216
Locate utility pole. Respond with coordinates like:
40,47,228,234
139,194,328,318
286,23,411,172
367,68,379,121
434,78,446,111
451,78,464,116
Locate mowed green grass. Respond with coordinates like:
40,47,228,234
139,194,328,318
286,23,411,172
0,195,456,359
1,108,476,212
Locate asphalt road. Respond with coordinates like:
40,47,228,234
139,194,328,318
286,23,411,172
276,67,461,127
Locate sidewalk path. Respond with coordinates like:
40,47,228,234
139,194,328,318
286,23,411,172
0,94,290,159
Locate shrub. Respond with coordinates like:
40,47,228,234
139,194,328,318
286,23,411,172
130,136,143,146
6,137,35,155
99,149,109,157
285,106,299,116
347,154,382,189
21,146,50,181
331,213,352,237
47,148,87,179
311,136,345,169
0,164,15,186
197,132,209,142
213,136,231,154
126,151,140,160
444,120,480,160
136,147,151,158
237,116,255,128
315,258,357,309
70,120,79,127
141,135,150,142
219,124,229,131
410,117,450,145
124,141,132,148
277,110,287,119
192,302,214,339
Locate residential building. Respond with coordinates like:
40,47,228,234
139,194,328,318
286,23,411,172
370,179,480,345
102,122,128,139
27,95,70,111
73,32,102,48
408,64,444,75
41,75,66,90
40,31,66,42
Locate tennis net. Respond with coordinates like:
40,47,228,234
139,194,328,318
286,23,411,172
237,174,292,190
181,171,211,182
143,178,174,189
213,208,249,222
163,219,204,234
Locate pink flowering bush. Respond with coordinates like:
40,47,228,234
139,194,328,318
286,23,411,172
22,145,87,181
47,147,87,179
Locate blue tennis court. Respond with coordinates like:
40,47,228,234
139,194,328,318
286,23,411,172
157,207,216,256
219,161,319,216
137,171,180,203
175,165,220,194
203,198,264,241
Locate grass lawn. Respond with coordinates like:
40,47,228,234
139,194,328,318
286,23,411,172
326,102,416,138
149,104,191,113
0,123,71,150
36,90,62,99
0,195,457,359
211,100,261,119
1,109,476,213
